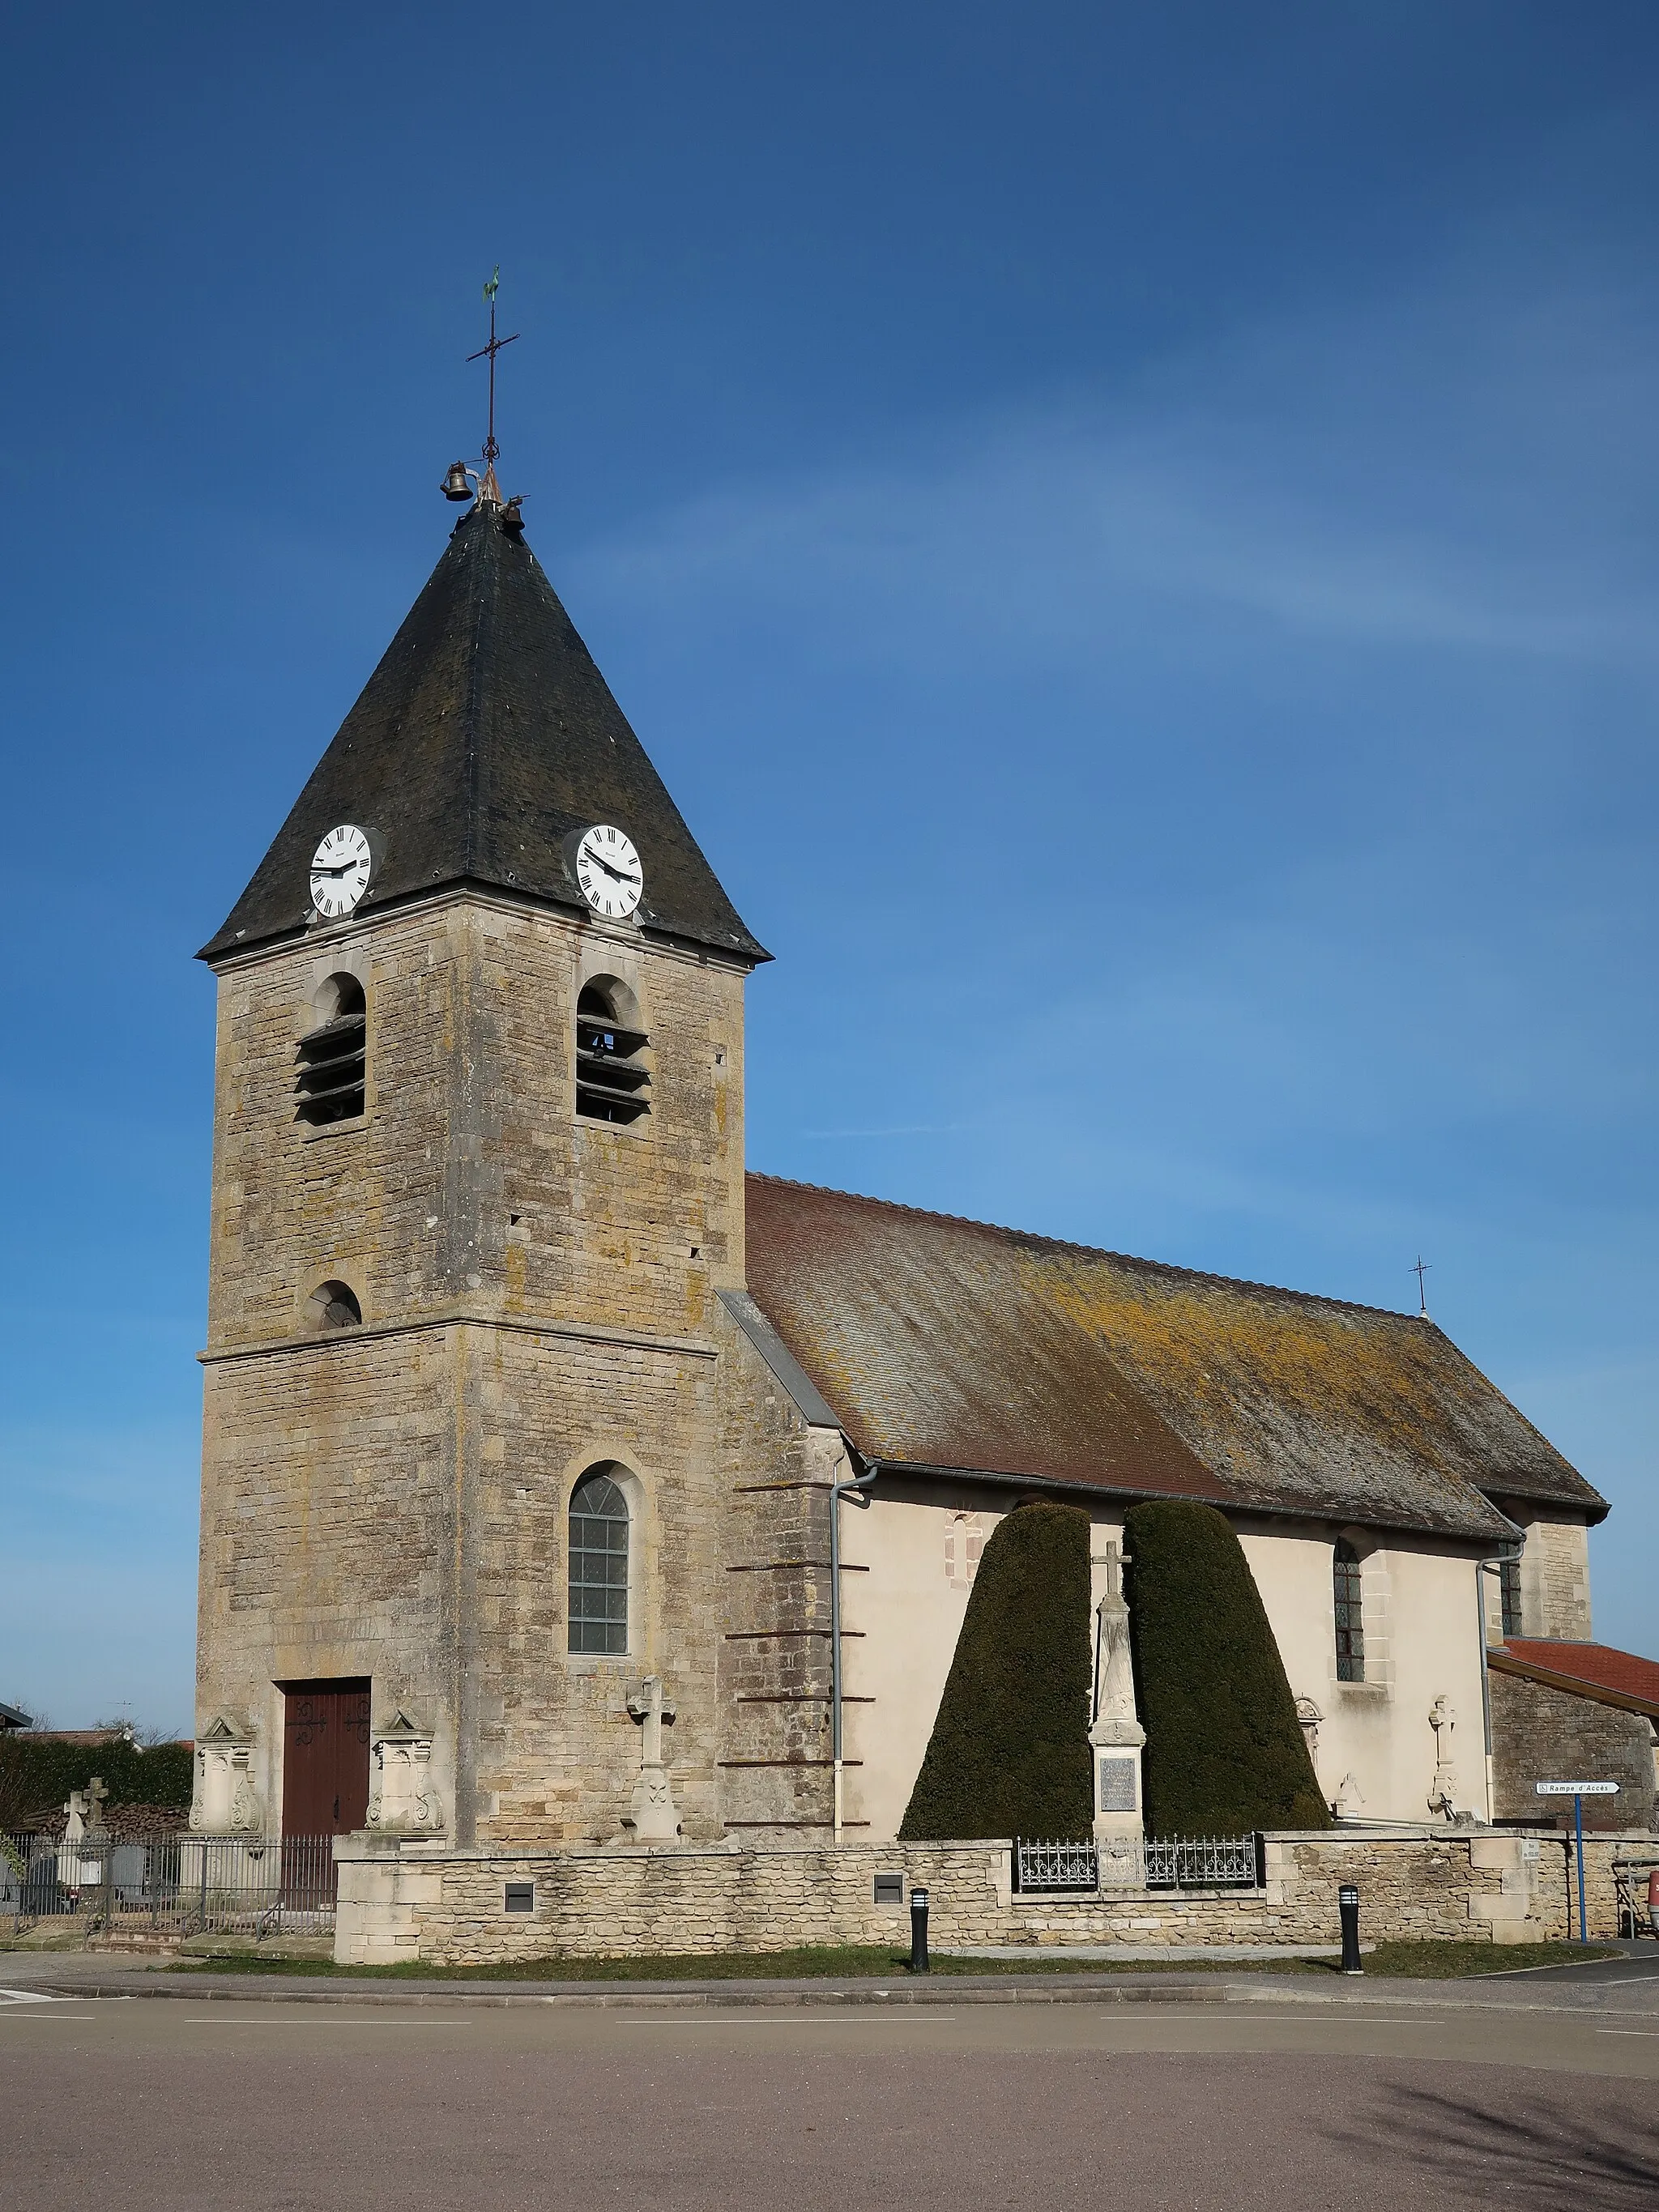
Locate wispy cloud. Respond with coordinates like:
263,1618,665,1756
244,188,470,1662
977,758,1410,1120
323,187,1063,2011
581,245,1659,675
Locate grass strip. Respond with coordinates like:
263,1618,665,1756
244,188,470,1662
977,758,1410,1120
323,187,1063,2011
168,1938,1612,1984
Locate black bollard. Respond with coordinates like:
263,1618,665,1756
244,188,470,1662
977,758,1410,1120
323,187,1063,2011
1338,1882,1362,1975
909,1883,930,1973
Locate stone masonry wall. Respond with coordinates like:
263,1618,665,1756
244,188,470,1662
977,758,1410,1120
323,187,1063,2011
1489,1670,1656,1829
200,889,815,1850
335,1826,1651,1965
714,1333,842,1842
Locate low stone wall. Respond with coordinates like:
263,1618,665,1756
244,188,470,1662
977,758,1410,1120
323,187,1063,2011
335,1823,1658,1965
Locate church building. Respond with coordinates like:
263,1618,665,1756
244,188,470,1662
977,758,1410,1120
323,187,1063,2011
191,452,1630,1856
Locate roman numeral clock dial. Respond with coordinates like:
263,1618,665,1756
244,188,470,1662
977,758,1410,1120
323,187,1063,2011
309,825,373,919
576,825,643,920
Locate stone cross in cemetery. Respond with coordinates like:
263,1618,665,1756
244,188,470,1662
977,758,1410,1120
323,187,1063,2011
625,1677,681,1842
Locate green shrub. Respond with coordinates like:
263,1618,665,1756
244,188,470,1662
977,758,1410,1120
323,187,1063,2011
899,1500,1093,1839
0,1735,194,1828
1124,1499,1330,1835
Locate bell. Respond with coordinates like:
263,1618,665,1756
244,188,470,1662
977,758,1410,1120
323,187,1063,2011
441,461,473,502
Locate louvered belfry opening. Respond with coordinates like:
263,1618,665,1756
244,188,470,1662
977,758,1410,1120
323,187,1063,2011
576,981,651,1125
295,975,367,1126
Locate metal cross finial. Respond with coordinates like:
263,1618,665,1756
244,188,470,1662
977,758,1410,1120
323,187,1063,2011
1412,1256,1431,1315
467,267,519,466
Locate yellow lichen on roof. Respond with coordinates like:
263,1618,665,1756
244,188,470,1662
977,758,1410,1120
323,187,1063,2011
744,1175,1605,1538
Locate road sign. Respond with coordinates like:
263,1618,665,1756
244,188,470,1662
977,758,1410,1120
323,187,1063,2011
1534,1783,1619,1943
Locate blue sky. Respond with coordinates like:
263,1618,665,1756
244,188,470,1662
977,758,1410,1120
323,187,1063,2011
2,3,1657,1729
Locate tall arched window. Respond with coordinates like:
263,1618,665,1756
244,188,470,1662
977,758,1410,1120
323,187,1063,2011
296,974,366,1125
575,980,651,1125
1333,1539,1365,1682
568,1468,630,1654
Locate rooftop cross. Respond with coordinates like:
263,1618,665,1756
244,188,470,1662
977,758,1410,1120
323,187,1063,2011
466,267,520,468
1412,1255,1431,1317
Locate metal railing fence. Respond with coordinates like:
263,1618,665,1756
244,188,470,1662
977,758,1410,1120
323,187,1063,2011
1,1831,337,1937
1016,1834,1261,1894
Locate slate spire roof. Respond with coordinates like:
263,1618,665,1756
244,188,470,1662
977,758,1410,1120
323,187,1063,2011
199,500,768,965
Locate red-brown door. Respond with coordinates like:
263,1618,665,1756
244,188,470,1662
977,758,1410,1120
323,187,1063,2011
279,1680,371,1836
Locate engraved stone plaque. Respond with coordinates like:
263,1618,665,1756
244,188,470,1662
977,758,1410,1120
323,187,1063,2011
1098,1756,1137,1814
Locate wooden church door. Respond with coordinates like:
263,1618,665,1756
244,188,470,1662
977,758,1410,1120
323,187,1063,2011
279,1679,372,1836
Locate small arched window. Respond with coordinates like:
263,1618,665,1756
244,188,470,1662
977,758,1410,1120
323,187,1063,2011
1333,1539,1365,1681
296,974,366,1126
575,980,650,1125
307,1279,362,1332
568,1468,630,1654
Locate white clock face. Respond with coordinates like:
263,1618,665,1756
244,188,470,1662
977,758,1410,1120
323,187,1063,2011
575,825,643,919
309,825,373,920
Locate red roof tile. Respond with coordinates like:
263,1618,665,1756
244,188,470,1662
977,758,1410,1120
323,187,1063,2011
1493,1640,1659,1716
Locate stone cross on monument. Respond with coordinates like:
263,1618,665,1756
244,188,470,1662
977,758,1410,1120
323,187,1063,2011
624,1677,681,1842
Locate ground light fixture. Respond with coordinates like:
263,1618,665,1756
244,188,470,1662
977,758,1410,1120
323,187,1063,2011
1338,1882,1362,1973
910,1884,930,1974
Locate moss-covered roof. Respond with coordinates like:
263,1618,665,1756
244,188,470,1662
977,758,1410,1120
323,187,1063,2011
744,1176,1606,1541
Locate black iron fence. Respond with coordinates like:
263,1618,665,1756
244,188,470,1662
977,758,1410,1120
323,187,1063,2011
1,1831,337,1937
1015,1834,1262,1894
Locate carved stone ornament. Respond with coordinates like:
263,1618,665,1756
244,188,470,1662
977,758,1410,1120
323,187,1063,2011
366,1711,445,1834
1090,1546,1145,1842
622,1676,681,1842
1427,1695,1460,1821
191,1715,264,1835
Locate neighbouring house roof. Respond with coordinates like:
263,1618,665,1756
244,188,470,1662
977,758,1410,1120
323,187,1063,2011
0,1702,32,1731
200,501,767,968
14,1728,131,1746
743,1176,1608,1543
1489,1640,1659,1721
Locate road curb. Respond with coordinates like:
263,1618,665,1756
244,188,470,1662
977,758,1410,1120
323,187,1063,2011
12,1967,1657,2015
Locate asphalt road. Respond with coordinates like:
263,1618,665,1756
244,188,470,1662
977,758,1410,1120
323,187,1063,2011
2,1993,1657,2210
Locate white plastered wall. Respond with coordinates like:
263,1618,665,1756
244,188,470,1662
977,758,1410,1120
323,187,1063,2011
841,1485,1498,1839
1235,1522,1491,1823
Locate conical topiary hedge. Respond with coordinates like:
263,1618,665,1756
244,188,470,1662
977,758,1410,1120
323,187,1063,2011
898,1499,1093,1840
1124,1498,1330,1835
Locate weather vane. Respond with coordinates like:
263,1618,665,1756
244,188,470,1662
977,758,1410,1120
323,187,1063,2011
1412,1256,1431,1318
441,271,524,510
467,266,519,467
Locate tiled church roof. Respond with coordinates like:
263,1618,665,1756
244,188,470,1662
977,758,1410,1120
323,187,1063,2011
201,501,767,966
743,1175,1607,1542
1490,1641,1659,1718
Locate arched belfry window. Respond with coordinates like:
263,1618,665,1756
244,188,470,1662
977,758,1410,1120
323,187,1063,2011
575,980,650,1125
296,974,366,1125
307,1279,362,1332
568,1468,630,1654
1333,1539,1365,1682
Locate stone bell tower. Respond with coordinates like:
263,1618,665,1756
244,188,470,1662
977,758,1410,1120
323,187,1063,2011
193,462,769,1849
